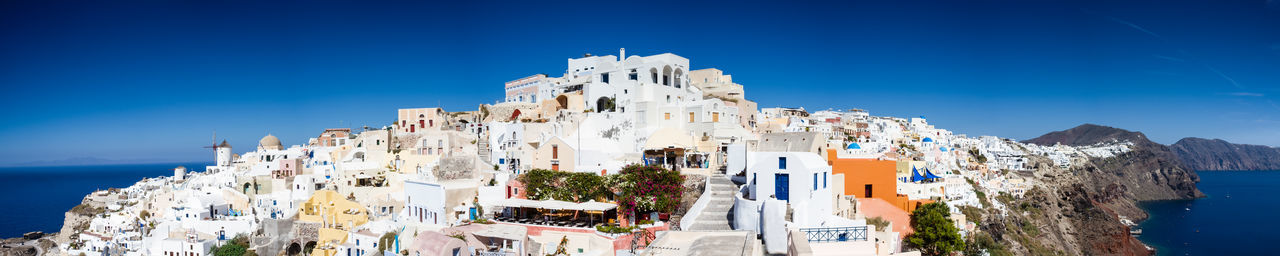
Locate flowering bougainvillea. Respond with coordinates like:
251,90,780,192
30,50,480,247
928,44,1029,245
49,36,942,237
615,164,685,217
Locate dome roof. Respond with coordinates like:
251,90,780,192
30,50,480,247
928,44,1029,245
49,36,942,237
218,140,231,148
259,134,283,150
922,137,934,143
846,143,861,150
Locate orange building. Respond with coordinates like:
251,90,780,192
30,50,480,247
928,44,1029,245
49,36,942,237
826,149,932,212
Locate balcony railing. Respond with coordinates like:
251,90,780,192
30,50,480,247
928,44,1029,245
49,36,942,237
798,226,867,243
478,251,517,256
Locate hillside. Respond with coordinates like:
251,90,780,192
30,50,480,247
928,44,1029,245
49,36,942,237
1022,123,1149,147
1023,124,1201,201
1170,138,1280,171
988,124,1203,255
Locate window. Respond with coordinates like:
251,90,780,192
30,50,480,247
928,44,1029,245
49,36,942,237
629,73,638,80
664,113,670,120
552,146,559,159
689,112,695,122
601,73,610,83
824,172,828,188
712,112,719,122
778,157,787,169
865,184,873,198
814,173,819,190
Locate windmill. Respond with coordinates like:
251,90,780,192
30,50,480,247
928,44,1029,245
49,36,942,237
203,131,231,167
202,131,227,152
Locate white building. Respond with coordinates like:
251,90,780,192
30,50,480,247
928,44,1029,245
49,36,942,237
403,180,447,226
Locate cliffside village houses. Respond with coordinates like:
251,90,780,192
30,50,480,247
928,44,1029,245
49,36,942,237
64,49,1133,256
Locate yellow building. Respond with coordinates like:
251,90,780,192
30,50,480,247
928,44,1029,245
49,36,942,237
299,190,369,256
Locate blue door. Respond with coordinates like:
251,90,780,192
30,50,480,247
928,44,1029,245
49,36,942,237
469,207,477,220
774,174,789,201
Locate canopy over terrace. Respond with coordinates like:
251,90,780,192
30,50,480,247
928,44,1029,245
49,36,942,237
491,198,617,211
491,198,619,227
643,127,699,170
643,127,696,149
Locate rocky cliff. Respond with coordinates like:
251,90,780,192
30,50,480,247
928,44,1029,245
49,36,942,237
975,124,1204,255
1170,137,1280,171
1024,124,1202,201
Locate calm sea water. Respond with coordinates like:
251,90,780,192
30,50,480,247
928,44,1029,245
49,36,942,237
1138,170,1280,256
0,162,209,238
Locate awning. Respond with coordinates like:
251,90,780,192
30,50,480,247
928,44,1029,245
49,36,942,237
492,198,616,211
492,198,539,208
537,200,578,210
911,167,925,182
923,168,943,180
643,127,695,149
577,200,617,211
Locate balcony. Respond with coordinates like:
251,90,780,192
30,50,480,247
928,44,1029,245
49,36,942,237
797,226,867,242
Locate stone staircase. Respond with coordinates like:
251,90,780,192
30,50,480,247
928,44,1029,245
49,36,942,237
477,139,491,163
687,172,737,231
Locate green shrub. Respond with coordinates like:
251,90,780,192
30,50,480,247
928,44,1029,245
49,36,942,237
595,225,635,234
867,216,891,231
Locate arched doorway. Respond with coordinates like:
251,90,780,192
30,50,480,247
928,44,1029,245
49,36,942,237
555,95,569,110
304,241,317,255
287,242,301,256
596,97,614,112
662,65,673,86
673,68,684,88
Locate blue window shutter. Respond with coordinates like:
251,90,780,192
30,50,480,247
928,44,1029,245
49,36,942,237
779,157,787,169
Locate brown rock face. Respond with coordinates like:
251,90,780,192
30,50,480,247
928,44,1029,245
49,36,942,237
1024,124,1202,201
1170,137,1280,171
1061,184,1150,256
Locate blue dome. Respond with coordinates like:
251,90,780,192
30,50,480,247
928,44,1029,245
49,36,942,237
847,143,861,149
940,147,949,152
922,137,934,143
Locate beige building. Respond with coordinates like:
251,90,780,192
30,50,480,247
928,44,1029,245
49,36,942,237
690,68,759,129
531,136,575,171
398,108,447,133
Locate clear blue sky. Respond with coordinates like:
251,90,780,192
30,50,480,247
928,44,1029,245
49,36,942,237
2,0,1278,165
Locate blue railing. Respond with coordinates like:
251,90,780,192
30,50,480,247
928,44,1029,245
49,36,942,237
798,226,868,242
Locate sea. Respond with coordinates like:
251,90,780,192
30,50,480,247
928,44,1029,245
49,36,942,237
0,162,209,238
1137,170,1280,256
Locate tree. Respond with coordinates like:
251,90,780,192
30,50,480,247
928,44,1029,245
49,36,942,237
517,169,562,200
905,202,965,256
565,172,606,202
211,243,246,256
379,232,397,252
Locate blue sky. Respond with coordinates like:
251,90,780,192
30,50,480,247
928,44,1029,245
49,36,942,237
1,0,1278,165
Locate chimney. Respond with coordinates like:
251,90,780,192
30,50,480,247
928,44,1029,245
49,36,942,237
619,48,626,62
